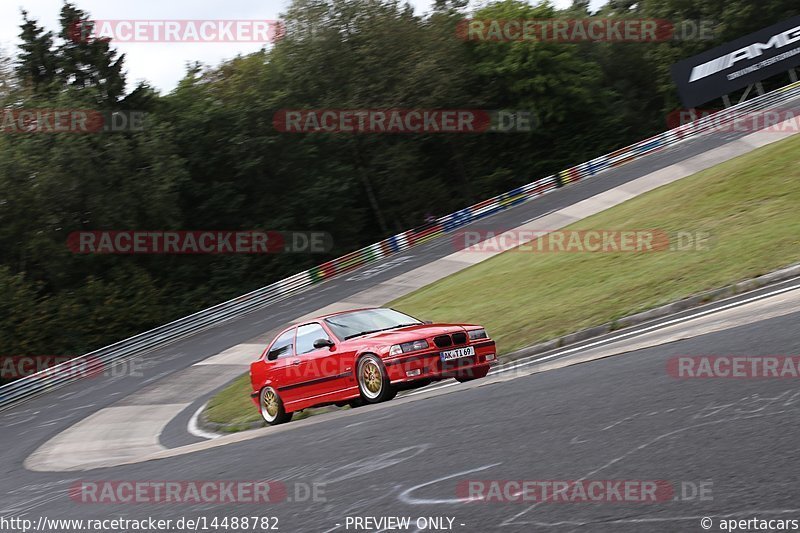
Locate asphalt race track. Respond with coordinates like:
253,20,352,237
3,284,800,532
2,98,800,533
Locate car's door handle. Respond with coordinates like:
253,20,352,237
292,359,301,365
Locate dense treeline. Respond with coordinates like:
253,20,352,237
1,0,798,365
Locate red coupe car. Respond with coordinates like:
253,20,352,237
250,307,497,424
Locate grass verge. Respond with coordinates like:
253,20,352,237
204,374,340,430
391,134,800,352
203,374,263,430
204,134,800,430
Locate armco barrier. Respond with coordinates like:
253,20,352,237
2,81,800,411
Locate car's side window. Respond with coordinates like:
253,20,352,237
268,328,295,360
295,323,330,355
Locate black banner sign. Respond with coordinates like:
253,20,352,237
671,16,800,108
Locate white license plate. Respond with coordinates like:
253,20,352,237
440,346,475,361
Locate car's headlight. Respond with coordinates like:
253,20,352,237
468,329,488,340
389,339,429,356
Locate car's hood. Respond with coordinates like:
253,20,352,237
349,323,474,344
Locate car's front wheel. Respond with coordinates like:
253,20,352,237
260,386,293,425
357,354,397,403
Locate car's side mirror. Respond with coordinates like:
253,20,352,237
267,345,288,361
421,320,433,325
313,338,335,350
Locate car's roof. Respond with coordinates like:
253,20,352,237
314,307,381,320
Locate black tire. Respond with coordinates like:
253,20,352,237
259,386,293,425
455,365,490,383
347,398,365,408
356,354,396,403
383,385,398,401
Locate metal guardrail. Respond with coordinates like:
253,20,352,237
2,81,800,411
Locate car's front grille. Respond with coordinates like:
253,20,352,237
434,332,468,347
433,335,453,348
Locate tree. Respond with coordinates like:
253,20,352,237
0,50,14,104
16,10,57,97
56,2,127,105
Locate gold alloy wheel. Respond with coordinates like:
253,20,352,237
262,388,279,419
361,360,383,396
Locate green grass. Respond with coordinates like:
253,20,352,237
204,374,341,429
204,374,263,430
391,135,800,353
205,134,800,429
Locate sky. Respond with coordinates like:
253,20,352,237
0,0,606,93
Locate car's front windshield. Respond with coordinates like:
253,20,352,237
324,308,421,340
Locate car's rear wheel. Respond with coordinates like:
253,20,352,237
357,354,396,403
260,386,293,425
455,365,490,383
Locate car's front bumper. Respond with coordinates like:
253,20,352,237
385,340,497,384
